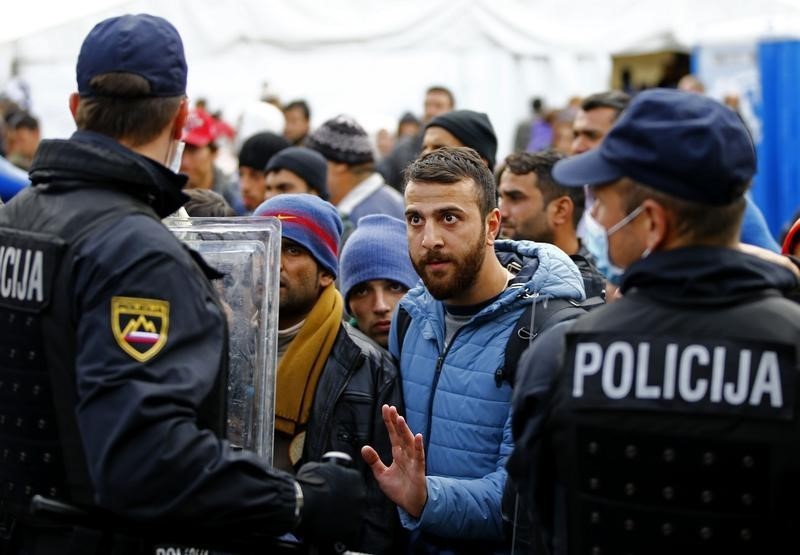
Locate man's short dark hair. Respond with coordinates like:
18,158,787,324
405,147,496,218
505,149,585,229
618,178,747,246
426,86,455,108
182,188,236,217
580,91,631,121
284,100,310,120
75,73,183,147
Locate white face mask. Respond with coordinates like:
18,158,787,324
166,139,185,173
583,205,647,285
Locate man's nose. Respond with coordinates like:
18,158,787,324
421,221,443,250
373,289,391,314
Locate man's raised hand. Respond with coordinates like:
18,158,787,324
361,404,428,518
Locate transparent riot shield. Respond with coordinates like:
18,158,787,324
164,216,281,464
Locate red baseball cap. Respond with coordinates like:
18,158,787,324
182,108,218,147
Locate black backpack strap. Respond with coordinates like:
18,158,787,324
498,298,588,388
579,295,606,311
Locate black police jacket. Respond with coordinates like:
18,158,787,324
303,322,405,554
0,132,297,538
509,246,800,555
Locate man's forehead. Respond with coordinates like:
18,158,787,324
423,126,461,145
267,168,302,183
575,107,617,128
281,237,306,249
499,170,537,191
405,181,480,217
426,90,451,102
404,179,479,210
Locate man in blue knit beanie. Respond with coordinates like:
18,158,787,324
339,214,419,347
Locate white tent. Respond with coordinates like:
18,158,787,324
3,0,800,158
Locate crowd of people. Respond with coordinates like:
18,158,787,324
1,11,799,555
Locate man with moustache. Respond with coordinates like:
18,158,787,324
361,147,585,552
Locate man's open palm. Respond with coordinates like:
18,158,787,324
361,404,428,518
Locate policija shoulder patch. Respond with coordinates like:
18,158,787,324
111,296,170,362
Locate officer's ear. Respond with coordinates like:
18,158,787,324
68,93,80,122
642,199,669,251
172,98,189,140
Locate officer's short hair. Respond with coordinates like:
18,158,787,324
619,178,747,245
504,149,585,229
406,146,496,219
74,73,183,147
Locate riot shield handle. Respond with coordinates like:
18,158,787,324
30,494,90,522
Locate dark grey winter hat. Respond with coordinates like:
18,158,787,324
306,114,374,165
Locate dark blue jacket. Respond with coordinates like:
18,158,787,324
0,131,297,536
510,247,800,554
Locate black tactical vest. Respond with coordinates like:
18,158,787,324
0,227,69,518
0,184,229,522
547,289,800,555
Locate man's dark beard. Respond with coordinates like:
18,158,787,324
279,278,323,328
279,295,318,326
512,217,554,244
413,229,486,301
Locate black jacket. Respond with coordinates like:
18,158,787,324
0,132,297,546
571,240,605,300
304,322,405,554
510,247,800,555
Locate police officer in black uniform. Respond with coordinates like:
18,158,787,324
0,14,364,554
508,89,800,555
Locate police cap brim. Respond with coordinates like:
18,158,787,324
552,148,624,188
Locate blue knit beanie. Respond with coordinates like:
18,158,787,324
254,194,343,277
339,214,419,309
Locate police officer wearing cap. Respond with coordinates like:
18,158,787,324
0,14,364,555
508,89,800,554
